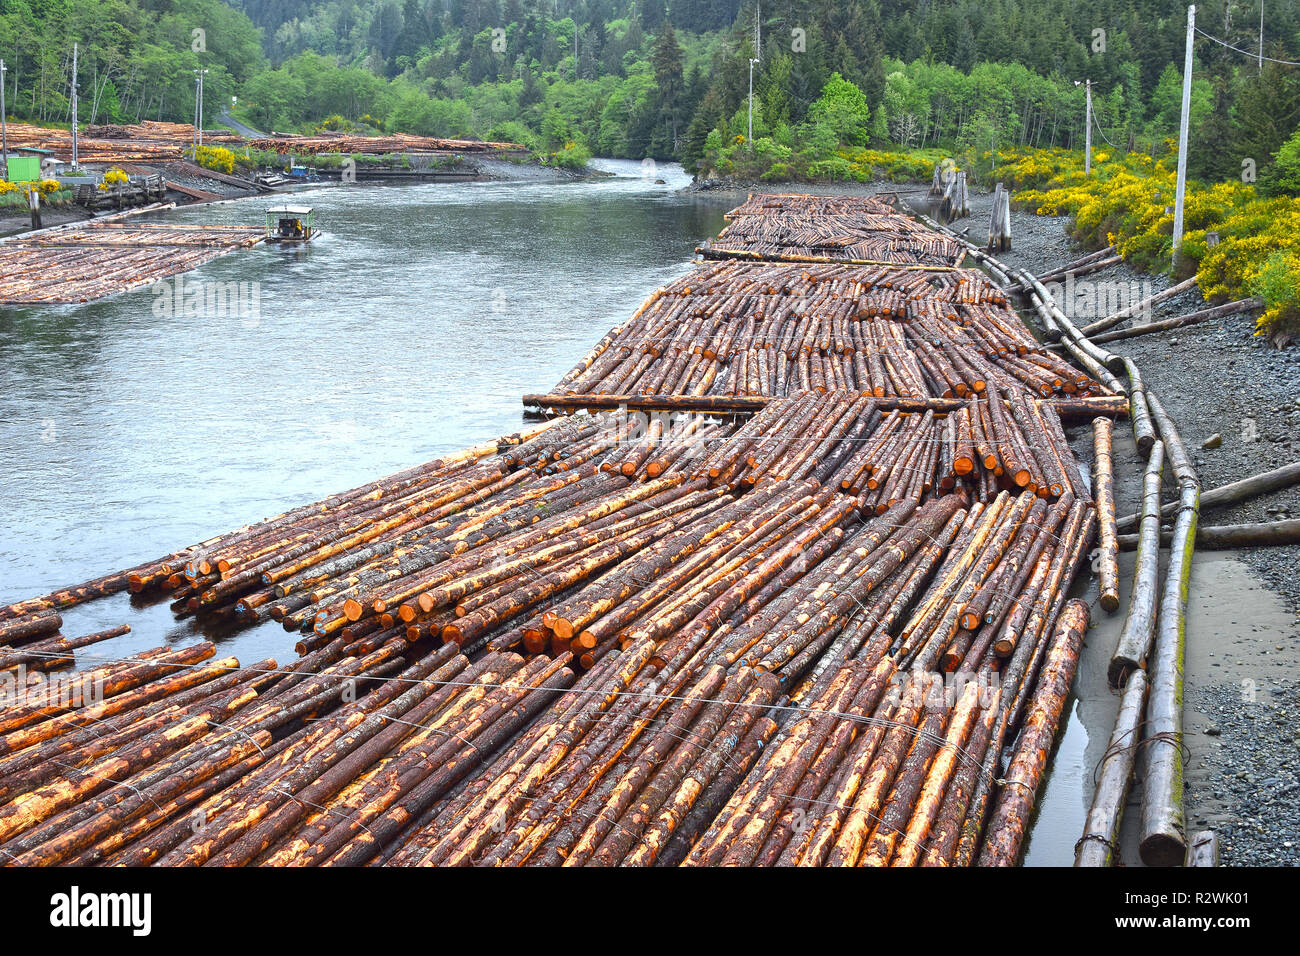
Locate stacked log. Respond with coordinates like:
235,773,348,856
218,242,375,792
0,220,264,305
0,473,1095,866
82,121,243,146
553,261,1108,401
690,390,1087,505
702,194,963,266
2,123,185,164
0,189,1113,867
247,132,524,156
0,410,1098,867
918,209,1220,868
376,492,1093,867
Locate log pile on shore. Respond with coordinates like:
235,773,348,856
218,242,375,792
701,193,965,266
247,132,525,156
1,193,1137,866
82,121,243,146
3,123,187,164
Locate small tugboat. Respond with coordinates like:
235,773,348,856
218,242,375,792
264,205,319,243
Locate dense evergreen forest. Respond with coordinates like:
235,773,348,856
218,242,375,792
5,0,1300,182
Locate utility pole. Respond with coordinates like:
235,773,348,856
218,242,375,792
70,43,79,169
1084,79,1092,175
1260,0,1265,71
1,59,8,181
747,0,761,148
1173,4,1195,267
748,58,756,145
193,69,208,148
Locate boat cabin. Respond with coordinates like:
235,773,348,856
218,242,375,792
265,205,318,243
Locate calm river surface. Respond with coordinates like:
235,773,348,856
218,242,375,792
0,159,730,661
0,160,1091,864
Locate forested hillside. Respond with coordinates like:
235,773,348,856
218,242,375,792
5,0,1300,182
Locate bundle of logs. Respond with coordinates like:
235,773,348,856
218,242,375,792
915,205,1253,868
697,390,1087,504
247,132,524,156
0,191,1121,866
0,452,1096,866
81,121,243,146
2,123,185,164
553,261,1109,401
700,194,965,267
0,221,264,305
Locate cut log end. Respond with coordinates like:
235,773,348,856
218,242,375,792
1139,831,1188,868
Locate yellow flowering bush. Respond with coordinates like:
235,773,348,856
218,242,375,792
836,147,942,182
193,145,237,175
98,167,130,190
0,178,63,197
995,147,1300,340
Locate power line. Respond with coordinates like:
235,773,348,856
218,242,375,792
1091,110,1121,150
1194,25,1300,67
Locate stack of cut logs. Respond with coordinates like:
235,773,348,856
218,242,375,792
247,132,524,156
3,123,186,164
0,477,1094,866
0,220,264,305
553,261,1105,400
0,193,1114,867
701,193,965,266
696,390,1087,503
82,120,243,146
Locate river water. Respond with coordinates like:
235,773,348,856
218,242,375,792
0,159,731,662
0,161,1094,864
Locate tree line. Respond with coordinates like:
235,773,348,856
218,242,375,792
5,0,1300,184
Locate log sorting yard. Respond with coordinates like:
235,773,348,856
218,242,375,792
3,190,1289,870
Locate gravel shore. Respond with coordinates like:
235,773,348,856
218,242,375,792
949,186,1300,868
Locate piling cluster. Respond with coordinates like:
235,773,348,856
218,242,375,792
1,193,1125,866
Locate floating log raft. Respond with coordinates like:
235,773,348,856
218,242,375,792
700,193,965,266
551,260,1111,402
914,205,1219,868
0,190,1116,866
0,419,1099,867
0,219,264,305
